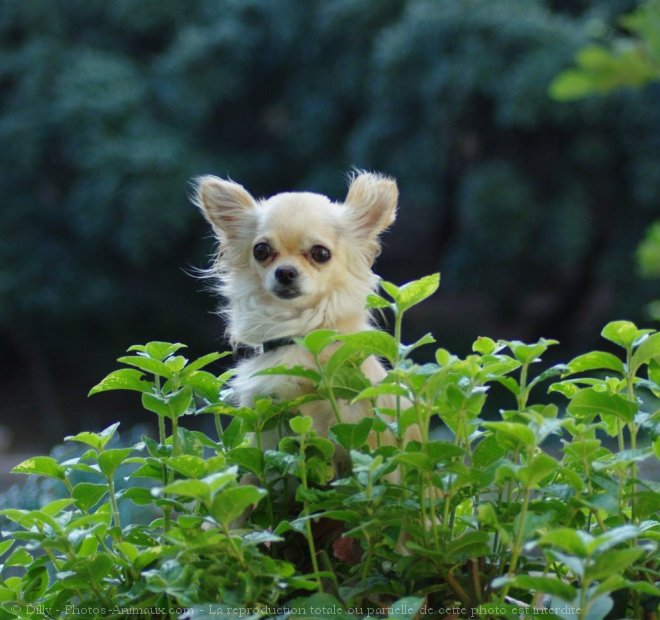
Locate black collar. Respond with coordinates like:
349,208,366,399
262,336,296,353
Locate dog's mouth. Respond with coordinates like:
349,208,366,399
273,285,302,300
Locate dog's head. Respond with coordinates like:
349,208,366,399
194,172,398,340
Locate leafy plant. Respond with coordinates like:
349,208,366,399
1,274,659,619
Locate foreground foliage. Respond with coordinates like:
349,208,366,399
1,274,659,620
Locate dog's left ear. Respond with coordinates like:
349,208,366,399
344,171,398,241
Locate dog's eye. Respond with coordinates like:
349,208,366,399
253,243,272,261
310,245,331,263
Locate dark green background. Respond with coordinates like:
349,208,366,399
1,0,657,445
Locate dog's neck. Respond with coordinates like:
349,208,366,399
225,279,374,348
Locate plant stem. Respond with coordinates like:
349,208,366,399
157,416,165,446
298,432,323,592
426,474,441,551
221,523,247,570
107,476,122,535
360,534,373,585
315,353,342,424
443,567,472,608
625,348,639,523
517,363,529,410
214,414,223,442
171,416,179,456
418,477,430,548
502,486,531,599
394,311,404,432
442,489,453,543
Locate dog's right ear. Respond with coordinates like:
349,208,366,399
194,176,257,239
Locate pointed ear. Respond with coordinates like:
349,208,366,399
344,171,398,239
194,176,257,239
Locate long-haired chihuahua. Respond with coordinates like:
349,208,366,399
194,171,418,460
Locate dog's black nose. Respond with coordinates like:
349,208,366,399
275,266,299,285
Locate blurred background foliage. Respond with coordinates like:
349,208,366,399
0,0,658,446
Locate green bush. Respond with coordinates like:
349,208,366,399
1,275,659,620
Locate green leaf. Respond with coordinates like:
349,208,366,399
165,355,188,373
426,441,465,462
549,379,583,398
565,351,624,375
588,548,643,582
65,422,120,450
394,273,440,312
352,382,409,402
491,574,576,601
340,330,398,364
549,68,598,101
538,528,590,556
380,280,401,302
158,468,238,504
229,447,264,477
222,418,245,449
301,329,338,355
326,365,371,400
601,320,639,349
5,547,32,567
482,421,536,449
98,447,133,477
385,597,425,620
306,436,335,461
477,503,500,528
365,293,390,309
0,586,17,602
631,331,660,372
156,479,211,503
472,435,507,468
128,341,186,361
182,370,222,401
330,418,373,450
41,498,75,516
400,332,436,356
567,388,637,423
505,338,558,365
0,539,14,557
88,368,152,396
393,451,433,471
517,453,559,487
587,525,639,555
445,531,490,561
290,415,313,435
167,455,208,479
473,336,498,355
211,485,266,526
141,392,171,417
167,385,194,417
117,355,174,379
81,554,114,582
72,483,108,511
255,365,321,383
12,456,65,481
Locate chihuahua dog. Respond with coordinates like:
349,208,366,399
194,171,418,458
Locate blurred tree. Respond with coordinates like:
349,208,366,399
0,0,658,439
550,0,660,320
342,0,656,342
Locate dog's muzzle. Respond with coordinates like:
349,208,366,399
273,265,301,299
